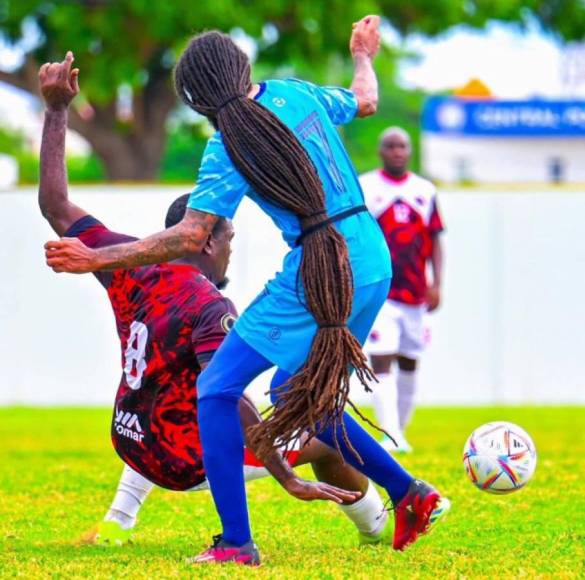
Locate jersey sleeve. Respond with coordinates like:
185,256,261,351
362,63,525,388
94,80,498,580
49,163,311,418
191,297,238,367
288,78,358,126
63,215,138,288
187,134,249,219
428,197,445,236
64,215,137,247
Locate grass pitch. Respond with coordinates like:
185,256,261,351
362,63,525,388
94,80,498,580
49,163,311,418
1,406,583,579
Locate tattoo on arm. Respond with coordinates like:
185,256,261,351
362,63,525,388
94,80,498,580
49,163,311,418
351,54,378,117
91,209,218,270
38,108,87,235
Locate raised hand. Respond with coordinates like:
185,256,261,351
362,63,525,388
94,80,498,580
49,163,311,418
349,16,380,117
38,51,80,111
350,15,381,60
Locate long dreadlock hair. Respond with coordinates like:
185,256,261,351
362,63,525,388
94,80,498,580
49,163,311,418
175,31,376,460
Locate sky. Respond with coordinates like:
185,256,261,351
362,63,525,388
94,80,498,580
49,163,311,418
1,20,584,145
396,21,585,99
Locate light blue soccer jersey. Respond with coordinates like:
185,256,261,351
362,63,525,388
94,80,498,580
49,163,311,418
187,78,391,295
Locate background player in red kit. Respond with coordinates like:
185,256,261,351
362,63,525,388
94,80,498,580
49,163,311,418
38,53,392,547
360,127,445,453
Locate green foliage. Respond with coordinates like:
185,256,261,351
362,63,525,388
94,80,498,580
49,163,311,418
2,1,585,180
1,1,584,105
17,153,104,184
67,153,104,183
1,406,583,577
0,125,103,183
0,126,35,182
344,88,425,174
160,121,210,183
0,124,35,183
0,125,24,154
13,151,37,183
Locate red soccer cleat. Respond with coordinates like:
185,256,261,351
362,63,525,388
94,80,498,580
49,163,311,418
393,479,450,551
186,534,261,566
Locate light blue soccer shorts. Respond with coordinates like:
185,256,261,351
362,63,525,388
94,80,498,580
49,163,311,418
234,276,391,375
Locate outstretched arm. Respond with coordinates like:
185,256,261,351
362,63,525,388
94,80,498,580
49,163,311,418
349,15,380,117
238,394,361,504
38,52,87,235
45,208,218,273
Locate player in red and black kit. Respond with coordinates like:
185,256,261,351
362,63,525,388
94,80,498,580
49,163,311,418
65,205,237,492
360,127,445,453
38,53,394,547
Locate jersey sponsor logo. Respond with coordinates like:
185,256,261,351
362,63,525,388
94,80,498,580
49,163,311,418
436,102,466,131
393,202,411,223
114,407,145,443
220,313,236,334
268,327,282,341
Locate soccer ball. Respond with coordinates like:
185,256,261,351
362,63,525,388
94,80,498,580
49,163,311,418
463,421,537,494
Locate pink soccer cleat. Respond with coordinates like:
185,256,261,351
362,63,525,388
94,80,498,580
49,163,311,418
187,534,261,566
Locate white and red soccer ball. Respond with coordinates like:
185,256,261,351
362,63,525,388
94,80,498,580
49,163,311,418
463,421,537,494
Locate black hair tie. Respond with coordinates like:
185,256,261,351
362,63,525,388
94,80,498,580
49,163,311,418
296,205,368,246
306,210,327,218
216,94,245,113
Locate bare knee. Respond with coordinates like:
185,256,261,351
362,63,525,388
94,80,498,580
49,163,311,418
397,356,417,372
370,354,396,375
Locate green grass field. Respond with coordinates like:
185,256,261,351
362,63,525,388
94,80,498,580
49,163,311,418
1,407,584,578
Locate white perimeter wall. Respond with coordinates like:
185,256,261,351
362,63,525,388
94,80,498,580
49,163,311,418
423,134,585,183
1,186,584,407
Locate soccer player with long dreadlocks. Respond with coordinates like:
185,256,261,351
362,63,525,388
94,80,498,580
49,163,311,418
45,16,450,565
37,53,390,549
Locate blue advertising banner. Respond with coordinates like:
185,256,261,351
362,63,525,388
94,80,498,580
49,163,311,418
422,96,585,137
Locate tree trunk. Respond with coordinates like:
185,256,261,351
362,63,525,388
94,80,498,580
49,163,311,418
81,127,169,181
93,138,162,181
1,56,177,181
68,74,176,181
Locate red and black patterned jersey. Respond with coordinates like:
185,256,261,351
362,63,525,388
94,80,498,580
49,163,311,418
360,170,444,305
64,215,237,490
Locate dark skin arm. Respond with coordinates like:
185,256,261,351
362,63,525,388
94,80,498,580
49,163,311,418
237,393,361,504
41,52,216,274
426,234,444,312
45,209,217,273
37,52,87,235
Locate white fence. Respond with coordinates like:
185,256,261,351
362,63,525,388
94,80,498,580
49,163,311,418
1,186,584,406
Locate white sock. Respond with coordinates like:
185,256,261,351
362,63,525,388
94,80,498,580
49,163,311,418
371,372,400,437
397,369,417,431
338,482,388,536
104,465,154,530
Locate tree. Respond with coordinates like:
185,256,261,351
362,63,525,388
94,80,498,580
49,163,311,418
1,0,584,180
0,1,264,180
